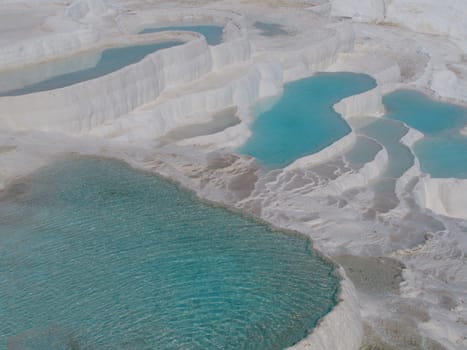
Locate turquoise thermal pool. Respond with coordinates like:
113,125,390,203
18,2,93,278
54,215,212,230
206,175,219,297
384,89,467,178
239,72,376,167
0,41,182,96
140,25,223,45
414,134,467,178
383,89,467,134
0,158,339,350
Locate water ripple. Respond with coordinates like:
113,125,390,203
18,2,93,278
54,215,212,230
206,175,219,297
0,158,338,350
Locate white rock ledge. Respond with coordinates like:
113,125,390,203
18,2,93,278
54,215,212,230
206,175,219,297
394,126,424,199
285,132,357,171
396,123,467,221
415,177,467,221
0,32,214,133
288,267,362,350
117,7,251,70
90,61,283,144
0,29,101,70
283,22,355,82
334,86,384,119
318,146,388,196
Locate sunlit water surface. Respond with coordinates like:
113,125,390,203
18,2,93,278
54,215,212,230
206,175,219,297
0,158,339,350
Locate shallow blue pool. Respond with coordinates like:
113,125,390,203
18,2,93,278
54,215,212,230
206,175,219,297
383,89,467,134
239,72,376,168
361,118,413,179
384,89,467,178
0,158,339,350
0,41,182,96
414,134,467,178
140,25,223,46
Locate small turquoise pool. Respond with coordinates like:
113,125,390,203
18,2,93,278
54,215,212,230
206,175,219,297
414,134,467,178
384,89,467,178
0,158,339,350
140,25,223,46
383,89,467,134
0,41,182,96
239,72,376,168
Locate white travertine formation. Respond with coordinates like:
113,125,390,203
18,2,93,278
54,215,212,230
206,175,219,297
394,126,424,197
116,7,251,70
0,29,100,69
65,0,110,21
91,61,283,143
333,86,384,119
385,0,467,53
285,132,356,171
317,147,388,196
330,0,386,23
282,22,355,81
1,1,467,349
415,177,467,220
288,268,363,350
330,0,467,53
0,33,213,133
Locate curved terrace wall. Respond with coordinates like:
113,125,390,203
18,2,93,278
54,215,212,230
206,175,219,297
117,7,251,69
0,32,212,133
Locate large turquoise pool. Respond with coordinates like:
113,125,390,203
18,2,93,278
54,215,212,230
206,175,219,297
239,72,376,168
140,25,223,46
0,158,339,350
384,89,467,178
0,41,182,96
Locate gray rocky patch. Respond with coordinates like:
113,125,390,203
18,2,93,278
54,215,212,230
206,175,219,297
334,255,405,296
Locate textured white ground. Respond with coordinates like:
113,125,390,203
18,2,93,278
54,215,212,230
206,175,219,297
0,0,466,349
